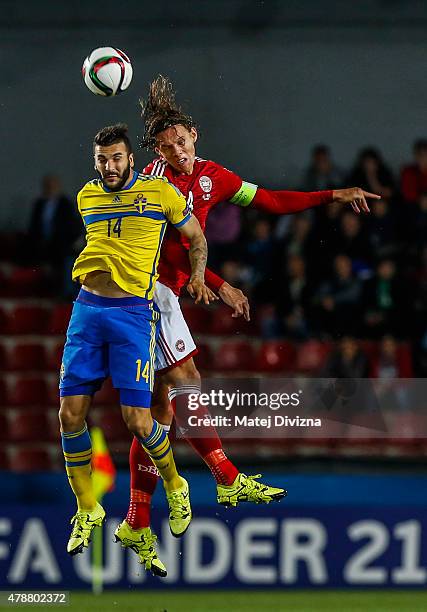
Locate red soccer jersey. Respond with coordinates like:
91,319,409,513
144,157,242,295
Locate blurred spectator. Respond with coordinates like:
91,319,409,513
246,218,276,302
363,259,409,338
278,254,313,339
220,260,247,288
301,144,344,191
28,174,82,298
280,213,316,269
257,303,282,339
366,198,398,260
322,336,369,377
372,335,399,379
205,201,241,268
405,192,427,253
347,147,395,200
401,139,427,204
314,254,362,336
370,335,413,379
411,246,427,359
311,201,342,265
333,211,373,270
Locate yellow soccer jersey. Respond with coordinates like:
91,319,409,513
72,171,191,299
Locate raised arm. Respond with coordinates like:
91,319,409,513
176,215,216,305
251,186,380,215
215,164,380,216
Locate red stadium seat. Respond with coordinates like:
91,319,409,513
213,341,255,371
7,267,45,298
0,343,6,369
369,342,414,378
194,342,213,371
47,303,72,335
6,342,46,371
5,306,49,335
209,304,251,336
11,448,54,472
93,377,119,406
180,301,211,335
396,343,414,378
0,413,8,441
296,340,332,374
0,380,7,407
0,308,7,333
98,408,131,443
45,341,64,372
9,409,54,443
0,269,7,298
48,409,61,441
360,340,379,363
46,377,60,406
7,376,48,406
255,341,296,373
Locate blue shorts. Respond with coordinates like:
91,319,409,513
59,289,160,408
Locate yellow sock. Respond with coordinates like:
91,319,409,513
62,424,96,511
140,420,182,491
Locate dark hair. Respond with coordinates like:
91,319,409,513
414,138,427,153
140,75,196,149
312,144,330,157
93,123,133,153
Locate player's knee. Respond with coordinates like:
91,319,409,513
164,359,201,386
58,398,87,432
123,407,153,439
151,398,173,426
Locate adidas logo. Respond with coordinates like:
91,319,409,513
112,195,121,203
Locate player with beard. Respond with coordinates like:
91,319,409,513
59,123,213,575
115,77,380,574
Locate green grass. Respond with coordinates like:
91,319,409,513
31,590,427,612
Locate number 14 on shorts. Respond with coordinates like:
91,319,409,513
135,359,150,382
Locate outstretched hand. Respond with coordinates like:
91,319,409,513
219,282,250,321
332,187,381,213
187,276,219,305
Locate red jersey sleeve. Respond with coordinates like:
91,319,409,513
214,162,333,213
252,187,333,214
213,163,243,202
160,238,225,293
204,268,225,292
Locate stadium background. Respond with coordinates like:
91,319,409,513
1,1,427,610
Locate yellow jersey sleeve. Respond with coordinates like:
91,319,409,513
161,181,192,228
76,188,83,214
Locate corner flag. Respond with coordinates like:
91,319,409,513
90,426,116,595
91,426,116,500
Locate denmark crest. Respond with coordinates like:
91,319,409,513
175,339,186,353
199,176,212,193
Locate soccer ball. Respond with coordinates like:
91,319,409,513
82,47,133,97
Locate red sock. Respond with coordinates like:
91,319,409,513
126,436,159,529
170,387,239,486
